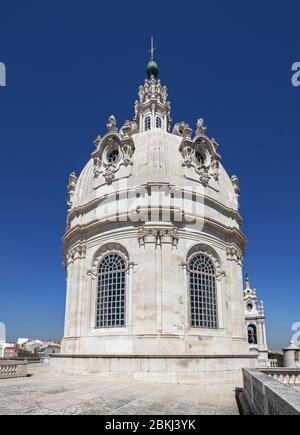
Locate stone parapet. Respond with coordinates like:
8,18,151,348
0,360,27,379
242,368,300,415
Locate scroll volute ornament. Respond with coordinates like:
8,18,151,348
91,116,135,184
179,118,221,186
67,172,78,211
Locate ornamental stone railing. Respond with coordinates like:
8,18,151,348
257,359,278,369
0,360,27,379
243,368,300,415
260,368,300,386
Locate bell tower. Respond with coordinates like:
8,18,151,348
244,274,269,362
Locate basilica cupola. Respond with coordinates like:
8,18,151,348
58,44,259,382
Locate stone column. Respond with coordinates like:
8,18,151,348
283,342,300,367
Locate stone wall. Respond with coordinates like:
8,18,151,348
0,360,27,379
243,368,300,415
50,354,257,384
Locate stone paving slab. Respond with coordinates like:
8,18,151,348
0,364,240,415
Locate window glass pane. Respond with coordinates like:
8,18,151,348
156,117,162,128
189,255,218,329
145,116,151,131
96,254,126,328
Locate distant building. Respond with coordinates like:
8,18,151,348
17,338,29,346
42,345,61,357
0,343,17,359
4,346,18,359
18,339,44,353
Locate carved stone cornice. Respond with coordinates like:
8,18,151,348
65,243,87,267
63,215,246,253
138,225,179,247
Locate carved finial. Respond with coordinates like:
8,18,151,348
211,137,219,149
245,273,251,289
68,172,77,186
67,172,78,211
149,36,156,61
93,135,101,148
107,115,117,132
196,118,207,136
231,175,240,205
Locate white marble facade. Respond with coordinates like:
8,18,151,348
54,61,258,381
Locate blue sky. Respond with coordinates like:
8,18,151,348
0,1,299,349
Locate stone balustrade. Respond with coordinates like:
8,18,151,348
260,368,300,386
243,368,300,415
0,360,27,379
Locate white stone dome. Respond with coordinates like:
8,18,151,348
62,74,249,364
71,129,239,214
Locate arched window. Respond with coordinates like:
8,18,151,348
247,324,257,344
189,255,218,329
144,116,151,131
96,253,126,328
156,116,162,129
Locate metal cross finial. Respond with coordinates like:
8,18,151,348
149,37,156,61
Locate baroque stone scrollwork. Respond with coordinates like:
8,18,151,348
91,119,135,184
138,225,179,247
231,175,241,206
67,172,78,211
106,115,117,133
172,122,192,138
226,245,243,265
198,167,210,187
196,118,207,136
102,164,118,184
179,121,221,186
65,243,86,267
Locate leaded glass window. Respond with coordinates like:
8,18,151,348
156,116,162,128
145,116,151,131
96,253,126,328
189,254,218,329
